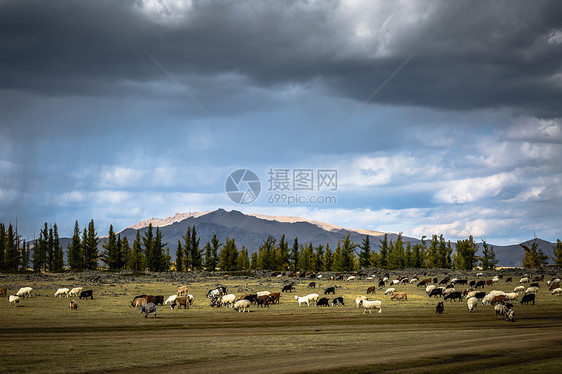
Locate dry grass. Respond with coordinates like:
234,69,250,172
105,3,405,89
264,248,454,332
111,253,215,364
1,274,561,373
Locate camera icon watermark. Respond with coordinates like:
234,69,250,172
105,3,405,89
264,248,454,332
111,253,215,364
225,168,337,205
225,169,261,204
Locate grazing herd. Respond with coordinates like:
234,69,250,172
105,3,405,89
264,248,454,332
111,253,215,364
2,272,560,323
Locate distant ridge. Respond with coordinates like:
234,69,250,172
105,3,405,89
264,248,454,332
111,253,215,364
128,209,384,238
110,209,556,267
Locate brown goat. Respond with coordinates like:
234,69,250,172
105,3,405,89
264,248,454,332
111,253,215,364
390,292,408,301
69,300,78,310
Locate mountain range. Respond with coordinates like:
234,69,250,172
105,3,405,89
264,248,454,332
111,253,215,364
104,209,557,268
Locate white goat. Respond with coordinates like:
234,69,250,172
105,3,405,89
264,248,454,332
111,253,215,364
306,293,320,303
525,286,539,294
16,287,32,298
221,294,237,308
384,288,395,295
295,295,310,306
355,296,368,308
69,287,82,297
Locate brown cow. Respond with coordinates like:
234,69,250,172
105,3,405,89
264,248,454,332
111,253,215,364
491,295,506,305
270,292,281,304
549,282,560,291
533,275,544,282
390,292,408,301
145,295,164,305
256,295,272,308
366,286,377,294
172,296,189,309
0,287,7,297
485,280,493,286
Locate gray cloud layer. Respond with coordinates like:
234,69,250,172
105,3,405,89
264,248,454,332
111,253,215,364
1,0,561,117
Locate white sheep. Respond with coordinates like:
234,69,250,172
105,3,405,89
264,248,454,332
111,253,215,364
384,288,396,295
347,276,356,281
514,286,525,293
551,288,562,295
425,285,436,294
482,291,506,305
69,287,83,297
234,299,251,313
16,287,32,298
504,292,519,301
306,293,320,303
355,296,368,308
410,278,418,284
220,294,237,308
519,277,529,283
295,295,310,306
466,290,477,299
391,279,400,285
54,288,70,298
525,286,539,294
359,299,382,314
467,297,478,312
256,291,271,297
9,295,20,306
382,277,389,282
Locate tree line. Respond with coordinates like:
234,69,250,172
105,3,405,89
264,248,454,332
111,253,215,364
0,221,561,273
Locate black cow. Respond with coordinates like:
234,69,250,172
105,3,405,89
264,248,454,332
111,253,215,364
331,297,345,306
530,282,540,288
428,288,443,298
308,282,316,288
417,281,427,287
324,287,336,295
316,297,330,307
439,278,450,285
378,280,386,287
79,290,93,300
475,280,485,289
505,277,513,283
469,280,476,287
241,294,257,303
474,291,486,299
140,303,157,318
521,294,536,305
445,284,454,289
454,279,468,285
436,301,444,314
282,285,295,292
444,291,462,302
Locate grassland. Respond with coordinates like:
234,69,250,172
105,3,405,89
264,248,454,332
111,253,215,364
1,272,561,373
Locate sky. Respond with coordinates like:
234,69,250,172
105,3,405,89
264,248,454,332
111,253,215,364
1,0,561,245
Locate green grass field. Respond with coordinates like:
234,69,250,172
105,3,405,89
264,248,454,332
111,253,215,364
1,273,561,373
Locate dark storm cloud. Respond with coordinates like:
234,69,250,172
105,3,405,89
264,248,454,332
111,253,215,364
1,0,561,117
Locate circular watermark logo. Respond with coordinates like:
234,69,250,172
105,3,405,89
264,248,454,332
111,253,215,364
225,169,261,204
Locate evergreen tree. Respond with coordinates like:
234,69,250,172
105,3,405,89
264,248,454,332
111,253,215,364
425,235,439,268
521,240,548,268
250,251,258,270
83,220,99,270
128,231,144,271
331,241,342,271
453,235,479,270
120,236,130,270
358,235,371,269
323,243,333,271
203,241,213,271
102,225,121,270
67,221,83,272
32,226,47,272
337,233,357,271
207,234,220,272
480,240,498,270
0,223,5,271
237,246,250,270
404,242,413,268
153,227,168,271
190,226,202,270
219,237,238,271
47,225,54,271
275,234,289,271
142,224,155,270
298,243,315,271
314,244,324,272
20,239,30,271
181,226,192,271
176,240,184,272
257,236,276,270
4,224,19,272
388,233,405,269
52,224,64,272
289,237,299,271
552,239,562,266
378,234,389,268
